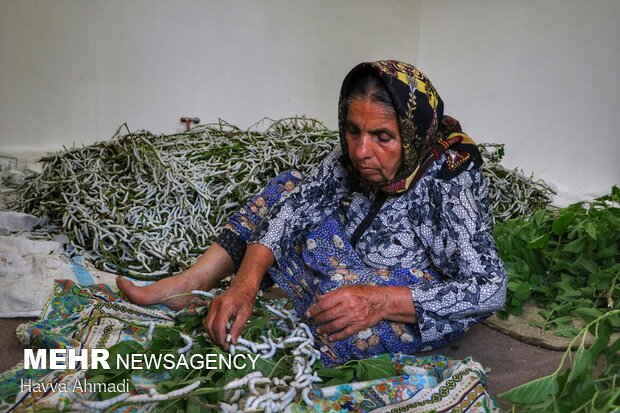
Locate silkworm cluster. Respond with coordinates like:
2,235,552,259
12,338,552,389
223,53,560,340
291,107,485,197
72,292,322,412
219,303,322,412
479,143,553,222
11,118,336,278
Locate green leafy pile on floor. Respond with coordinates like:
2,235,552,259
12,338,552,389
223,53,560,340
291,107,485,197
495,187,619,412
494,186,620,337
499,310,620,412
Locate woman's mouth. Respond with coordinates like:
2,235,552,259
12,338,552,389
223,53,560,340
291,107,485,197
357,166,377,174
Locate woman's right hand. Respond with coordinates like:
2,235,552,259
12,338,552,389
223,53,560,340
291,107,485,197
203,285,257,350
204,242,275,349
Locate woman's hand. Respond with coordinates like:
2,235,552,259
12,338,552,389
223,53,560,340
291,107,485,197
306,284,416,341
203,242,275,350
306,285,385,341
203,285,256,350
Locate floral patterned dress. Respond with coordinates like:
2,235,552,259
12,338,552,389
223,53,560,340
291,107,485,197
217,145,507,366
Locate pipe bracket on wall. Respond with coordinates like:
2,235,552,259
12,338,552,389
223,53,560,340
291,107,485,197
180,117,200,131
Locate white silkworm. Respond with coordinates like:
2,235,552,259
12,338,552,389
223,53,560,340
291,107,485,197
247,392,271,410
146,321,155,341
261,338,278,359
301,387,314,407
264,304,287,319
190,289,215,298
247,377,271,395
177,333,193,354
224,371,262,391
219,402,240,413
283,336,307,345
236,337,258,353
77,393,130,411
228,389,243,403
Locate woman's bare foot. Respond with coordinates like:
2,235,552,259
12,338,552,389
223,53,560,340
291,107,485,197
116,274,197,310
116,243,236,311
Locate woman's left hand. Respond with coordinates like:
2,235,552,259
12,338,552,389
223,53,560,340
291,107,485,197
305,285,386,341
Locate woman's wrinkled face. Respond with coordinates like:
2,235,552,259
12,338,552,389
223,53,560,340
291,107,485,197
345,97,402,184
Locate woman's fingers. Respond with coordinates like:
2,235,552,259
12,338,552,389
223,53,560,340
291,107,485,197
203,289,255,350
318,316,364,340
316,315,349,334
328,325,359,341
306,289,345,319
229,306,251,345
204,298,232,349
308,286,362,322
309,304,341,324
212,308,232,349
308,285,384,341
202,302,218,346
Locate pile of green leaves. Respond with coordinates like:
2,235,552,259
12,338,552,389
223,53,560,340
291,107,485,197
494,186,620,336
314,354,397,387
500,310,620,412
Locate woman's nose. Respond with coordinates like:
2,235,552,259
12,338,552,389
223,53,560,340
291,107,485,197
353,134,372,159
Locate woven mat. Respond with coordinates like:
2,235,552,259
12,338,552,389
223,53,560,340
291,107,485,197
483,301,619,350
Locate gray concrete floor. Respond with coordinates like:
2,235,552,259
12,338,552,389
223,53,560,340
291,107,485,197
434,323,564,409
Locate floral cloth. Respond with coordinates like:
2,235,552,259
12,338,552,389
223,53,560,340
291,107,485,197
299,354,500,413
0,279,175,412
218,143,507,366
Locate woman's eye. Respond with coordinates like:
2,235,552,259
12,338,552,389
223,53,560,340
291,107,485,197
347,128,360,138
377,134,392,143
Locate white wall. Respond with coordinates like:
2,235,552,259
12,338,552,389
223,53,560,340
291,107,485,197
1,0,619,200
416,0,620,199
0,0,421,147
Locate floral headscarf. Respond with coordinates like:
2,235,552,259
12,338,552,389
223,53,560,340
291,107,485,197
338,60,480,194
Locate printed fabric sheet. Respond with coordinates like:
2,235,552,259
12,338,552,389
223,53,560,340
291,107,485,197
0,280,500,412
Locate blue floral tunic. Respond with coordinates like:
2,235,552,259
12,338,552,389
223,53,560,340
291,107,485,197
218,144,507,366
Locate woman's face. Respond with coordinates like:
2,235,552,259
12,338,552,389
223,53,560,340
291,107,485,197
344,97,402,184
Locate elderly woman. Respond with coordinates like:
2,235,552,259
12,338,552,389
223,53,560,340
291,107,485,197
118,60,507,366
